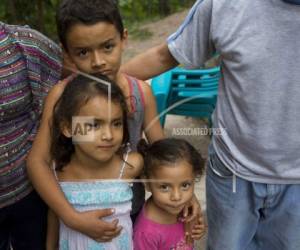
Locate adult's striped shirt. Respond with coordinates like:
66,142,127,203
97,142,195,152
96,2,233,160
0,22,62,208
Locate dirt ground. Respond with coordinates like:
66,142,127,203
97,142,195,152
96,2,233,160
123,9,189,62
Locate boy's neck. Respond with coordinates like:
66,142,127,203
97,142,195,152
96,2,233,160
115,72,137,113
145,197,179,225
115,72,129,93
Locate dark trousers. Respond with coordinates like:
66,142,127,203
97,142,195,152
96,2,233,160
0,191,47,250
130,182,145,225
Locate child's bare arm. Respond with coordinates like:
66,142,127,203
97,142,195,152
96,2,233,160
183,197,206,244
27,80,78,225
27,81,79,226
47,209,59,250
140,81,164,143
182,194,203,222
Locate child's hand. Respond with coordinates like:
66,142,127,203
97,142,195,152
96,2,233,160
191,215,206,240
62,50,78,77
46,74,76,106
184,214,206,245
70,208,122,242
182,194,201,222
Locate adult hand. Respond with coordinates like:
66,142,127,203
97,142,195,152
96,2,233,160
69,208,122,242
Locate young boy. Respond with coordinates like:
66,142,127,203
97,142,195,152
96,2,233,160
56,0,163,151
27,0,202,245
58,0,165,224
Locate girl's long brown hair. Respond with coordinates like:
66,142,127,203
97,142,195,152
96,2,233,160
50,74,129,171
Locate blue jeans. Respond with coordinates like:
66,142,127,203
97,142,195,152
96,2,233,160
206,145,300,250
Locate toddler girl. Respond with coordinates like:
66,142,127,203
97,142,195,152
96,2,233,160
134,138,206,250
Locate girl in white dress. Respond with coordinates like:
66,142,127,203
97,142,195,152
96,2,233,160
46,74,143,250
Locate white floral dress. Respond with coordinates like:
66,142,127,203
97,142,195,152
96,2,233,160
57,157,133,250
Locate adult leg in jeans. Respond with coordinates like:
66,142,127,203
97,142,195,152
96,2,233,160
205,150,260,250
10,191,47,250
253,184,300,250
206,147,300,250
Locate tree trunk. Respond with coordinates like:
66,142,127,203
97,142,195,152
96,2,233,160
36,0,44,32
158,0,170,16
7,0,18,24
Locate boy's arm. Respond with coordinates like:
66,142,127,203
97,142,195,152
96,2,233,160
46,209,59,250
27,80,76,222
121,43,178,80
140,81,164,143
27,81,121,242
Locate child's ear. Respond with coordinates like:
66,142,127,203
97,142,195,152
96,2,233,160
121,29,128,50
61,122,72,138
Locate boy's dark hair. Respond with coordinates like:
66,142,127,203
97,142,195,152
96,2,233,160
56,0,124,50
137,138,205,178
51,73,129,170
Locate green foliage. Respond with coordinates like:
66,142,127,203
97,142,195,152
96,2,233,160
0,0,195,40
121,0,193,23
130,26,153,41
0,0,60,39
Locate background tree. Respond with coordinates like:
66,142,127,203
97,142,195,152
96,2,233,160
0,0,195,40
158,0,170,16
